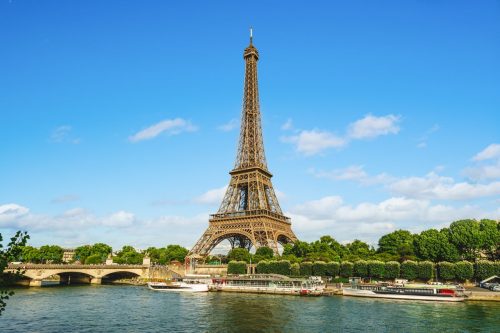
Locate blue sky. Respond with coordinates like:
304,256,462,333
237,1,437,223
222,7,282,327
1,1,499,250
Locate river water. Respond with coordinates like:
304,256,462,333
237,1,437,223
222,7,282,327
1,285,499,332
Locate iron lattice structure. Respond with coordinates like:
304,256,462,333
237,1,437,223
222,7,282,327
187,34,298,262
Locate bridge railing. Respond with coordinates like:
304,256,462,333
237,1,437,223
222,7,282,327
7,263,148,269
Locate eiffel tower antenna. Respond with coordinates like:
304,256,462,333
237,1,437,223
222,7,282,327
186,31,298,267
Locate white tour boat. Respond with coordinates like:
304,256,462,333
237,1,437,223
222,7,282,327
147,275,210,293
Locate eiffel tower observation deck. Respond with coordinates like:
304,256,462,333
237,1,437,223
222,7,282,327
187,30,298,264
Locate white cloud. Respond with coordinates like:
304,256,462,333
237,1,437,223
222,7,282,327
416,124,439,149
194,186,227,205
463,161,500,181
281,130,346,155
51,194,80,204
473,143,500,161
347,114,400,140
281,118,293,131
217,119,239,132
129,118,197,142
389,172,500,200
102,211,136,227
309,165,395,186
287,195,496,243
0,203,29,225
50,125,81,144
282,114,400,156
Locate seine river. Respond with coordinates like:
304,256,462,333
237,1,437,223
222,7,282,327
1,285,499,332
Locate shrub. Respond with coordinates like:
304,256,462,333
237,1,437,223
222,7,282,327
384,261,400,280
353,260,368,277
312,261,327,276
438,262,456,281
400,260,418,280
326,262,340,277
270,260,291,276
257,260,270,274
367,260,385,279
475,260,496,281
340,262,353,278
227,261,247,275
417,261,434,281
455,261,474,281
291,263,300,276
300,262,313,276
85,254,103,265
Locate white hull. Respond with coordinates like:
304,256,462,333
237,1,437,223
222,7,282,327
213,285,324,296
148,282,208,293
342,288,465,302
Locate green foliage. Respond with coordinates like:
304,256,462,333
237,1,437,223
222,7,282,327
346,240,374,260
367,260,384,279
256,260,270,274
438,262,456,281
290,263,300,276
85,254,103,265
400,260,418,280
455,261,474,281
267,260,291,276
299,262,313,276
147,245,189,264
417,261,434,281
74,245,93,263
312,261,327,276
283,241,312,258
475,260,496,281
227,248,251,263
378,230,414,259
255,247,274,259
340,262,353,278
449,219,484,261
414,229,459,262
75,243,113,264
21,246,41,263
1,231,30,316
479,219,500,260
325,262,340,277
384,261,400,279
353,260,368,277
113,245,143,265
227,261,247,275
38,245,64,264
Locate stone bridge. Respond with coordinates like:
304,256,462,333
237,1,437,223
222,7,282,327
5,263,184,287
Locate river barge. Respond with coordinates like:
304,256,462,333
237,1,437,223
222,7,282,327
211,274,325,296
148,274,210,293
343,282,466,302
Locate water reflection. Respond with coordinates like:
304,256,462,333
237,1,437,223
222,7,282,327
1,286,499,333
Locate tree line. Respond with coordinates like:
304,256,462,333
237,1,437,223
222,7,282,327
16,243,189,265
228,259,500,281
224,219,499,265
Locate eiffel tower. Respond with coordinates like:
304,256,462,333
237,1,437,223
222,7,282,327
187,30,298,264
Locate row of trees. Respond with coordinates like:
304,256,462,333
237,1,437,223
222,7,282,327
227,259,500,281
224,219,499,265
16,243,189,265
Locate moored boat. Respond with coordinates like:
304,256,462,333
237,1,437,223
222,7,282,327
147,275,210,293
211,274,325,296
342,282,466,302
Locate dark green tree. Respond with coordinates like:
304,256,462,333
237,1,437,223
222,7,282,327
479,219,500,260
417,261,434,281
39,245,63,263
227,248,251,263
384,261,400,280
20,246,41,263
438,262,456,281
455,261,474,281
367,260,384,279
85,254,103,265
448,219,483,261
74,245,93,263
414,229,459,262
377,230,414,259
253,246,274,263
227,261,246,274
1,231,29,315
353,260,368,277
340,262,354,278
400,260,418,280
299,262,313,276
